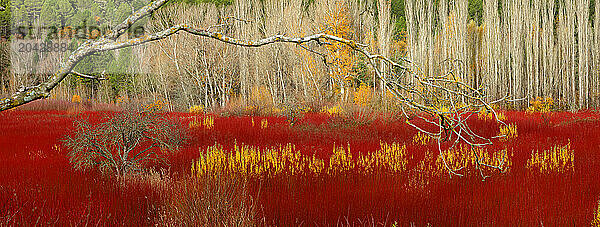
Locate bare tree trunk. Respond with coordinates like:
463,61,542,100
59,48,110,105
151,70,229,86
235,0,250,103
377,0,391,98
576,0,590,109
590,2,600,107
567,0,576,109
540,0,555,99
483,0,500,99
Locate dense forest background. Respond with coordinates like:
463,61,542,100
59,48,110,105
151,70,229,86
0,0,599,111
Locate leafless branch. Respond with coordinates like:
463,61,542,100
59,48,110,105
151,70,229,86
206,16,252,31
71,71,107,81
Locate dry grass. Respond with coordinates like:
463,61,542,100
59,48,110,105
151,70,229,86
12,98,122,112
157,175,257,226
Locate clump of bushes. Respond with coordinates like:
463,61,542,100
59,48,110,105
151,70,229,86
63,111,186,177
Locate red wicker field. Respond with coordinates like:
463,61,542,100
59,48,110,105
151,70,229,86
1,110,600,225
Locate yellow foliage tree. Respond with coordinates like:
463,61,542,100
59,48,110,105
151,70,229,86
526,97,555,114
353,83,373,107
323,0,357,101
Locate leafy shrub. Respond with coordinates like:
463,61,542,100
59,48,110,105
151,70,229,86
249,86,275,114
282,103,310,126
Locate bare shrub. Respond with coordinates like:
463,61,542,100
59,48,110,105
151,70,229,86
157,175,256,226
63,111,186,177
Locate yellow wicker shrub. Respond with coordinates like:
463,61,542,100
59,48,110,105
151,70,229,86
322,105,342,116
435,146,512,175
592,199,600,226
357,142,408,174
260,119,268,129
327,145,354,175
192,143,307,178
412,132,432,145
188,115,214,130
308,155,325,175
192,142,411,178
498,123,518,142
478,107,506,121
526,142,574,173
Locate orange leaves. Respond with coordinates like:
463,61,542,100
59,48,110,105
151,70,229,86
71,94,82,103
143,99,167,112
213,32,223,40
189,105,204,114
322,1,353,39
